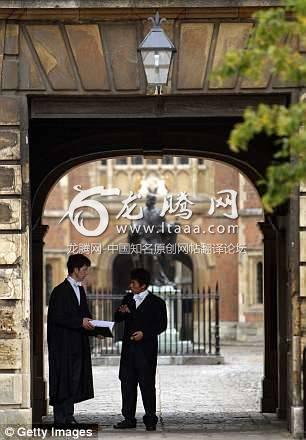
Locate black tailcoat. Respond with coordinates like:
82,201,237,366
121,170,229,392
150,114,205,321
47,279,94,406
115,292,167,380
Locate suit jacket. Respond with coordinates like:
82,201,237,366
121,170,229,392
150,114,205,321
47,279,94,405
114,292,167,379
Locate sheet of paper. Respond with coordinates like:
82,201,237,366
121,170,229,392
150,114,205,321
90,320,115,330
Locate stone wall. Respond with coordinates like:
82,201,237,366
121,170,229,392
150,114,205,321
0,96,31,424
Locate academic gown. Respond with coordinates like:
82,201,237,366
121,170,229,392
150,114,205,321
47,279,94,406
115,292,168,381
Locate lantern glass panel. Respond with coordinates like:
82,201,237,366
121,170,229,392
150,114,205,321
141,50,172,85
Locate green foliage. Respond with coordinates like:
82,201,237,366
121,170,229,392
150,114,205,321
213,0,306,211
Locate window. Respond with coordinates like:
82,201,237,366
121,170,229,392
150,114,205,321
116,158,127,165
147,158,158,165
198,159,205,165
131,156,143,165
100,159,107,166
178,157,189,165
256,261,263,304
162,156,173,165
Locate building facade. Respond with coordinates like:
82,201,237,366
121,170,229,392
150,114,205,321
44,157,264,341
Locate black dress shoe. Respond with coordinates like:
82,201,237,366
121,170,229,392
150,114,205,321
66,416,79,425
113,419,137,429
146,425,156,431
53,422,66,429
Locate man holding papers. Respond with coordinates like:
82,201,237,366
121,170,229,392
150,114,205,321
90,319,115,337
47,254,96,426
113,268,167,431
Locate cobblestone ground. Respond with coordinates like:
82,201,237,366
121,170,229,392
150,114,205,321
40,345,290,439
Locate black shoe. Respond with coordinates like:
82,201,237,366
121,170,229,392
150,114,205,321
66,416,79,425
113,419,137,429
53,421,66,429
146,425,156,431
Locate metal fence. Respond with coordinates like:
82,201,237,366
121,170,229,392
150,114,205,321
87,284,221,357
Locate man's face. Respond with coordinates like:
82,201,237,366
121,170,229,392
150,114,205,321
130,279,146,294
73,265,89,282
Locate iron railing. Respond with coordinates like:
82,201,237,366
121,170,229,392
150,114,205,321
87,284,221,357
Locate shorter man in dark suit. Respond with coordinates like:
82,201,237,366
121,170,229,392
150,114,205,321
47,254,96,426
113,268,167,431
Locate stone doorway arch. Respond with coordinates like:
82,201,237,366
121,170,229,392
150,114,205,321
29,96,290,425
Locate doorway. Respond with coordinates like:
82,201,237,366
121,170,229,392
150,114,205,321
29,97,289,428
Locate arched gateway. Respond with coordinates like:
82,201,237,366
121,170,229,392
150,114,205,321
0,1,303,436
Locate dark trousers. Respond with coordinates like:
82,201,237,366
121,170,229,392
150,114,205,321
53,356,82,424
120,345,158,426
54,398,74,424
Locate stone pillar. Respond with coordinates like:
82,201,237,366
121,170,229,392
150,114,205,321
0,96,32,424
258,218,278,413
289,92,306,437
274,214,289,420
31,224,49,423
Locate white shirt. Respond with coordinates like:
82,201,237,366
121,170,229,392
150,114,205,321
133,289,149,309
67,276,82,305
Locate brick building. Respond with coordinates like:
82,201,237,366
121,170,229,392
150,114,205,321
43,156,264,341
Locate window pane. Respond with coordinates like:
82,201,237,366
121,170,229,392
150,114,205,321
178,157,189,165
147,158,158,165
131,156,143,165
116,158,127,165
162,155,173,165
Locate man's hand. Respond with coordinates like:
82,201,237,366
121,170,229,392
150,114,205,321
82,317,94,330
118,304,131,314
130,331,144,342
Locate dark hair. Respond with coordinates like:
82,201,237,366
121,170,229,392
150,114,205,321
67,254,91,274
130,268,150,288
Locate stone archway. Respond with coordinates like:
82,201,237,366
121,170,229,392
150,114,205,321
0,3,301,432
28,100,289,424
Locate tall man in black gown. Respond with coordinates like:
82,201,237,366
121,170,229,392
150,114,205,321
113,268,167,431
47,254,96,426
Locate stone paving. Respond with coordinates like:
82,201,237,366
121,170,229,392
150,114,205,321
37,344,291,438
75,345,264,423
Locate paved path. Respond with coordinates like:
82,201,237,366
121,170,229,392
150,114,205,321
38,345,291,438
